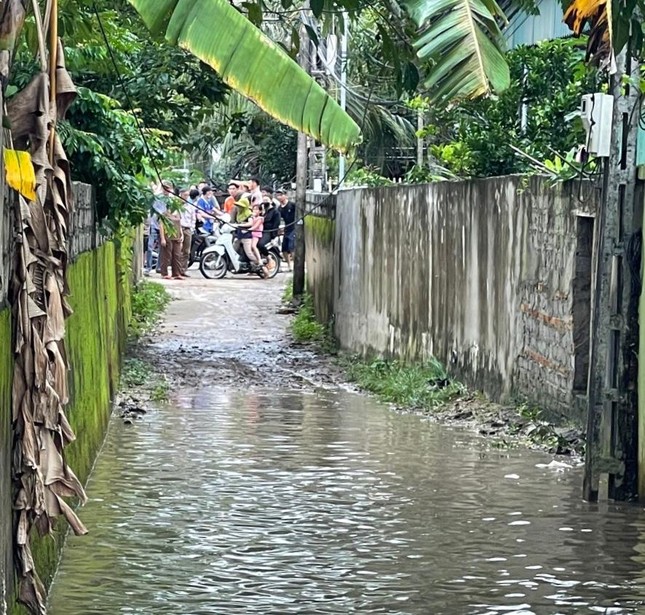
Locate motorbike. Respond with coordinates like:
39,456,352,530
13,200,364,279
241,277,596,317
199,216,280,280
189,226,218,268
258,235,282,275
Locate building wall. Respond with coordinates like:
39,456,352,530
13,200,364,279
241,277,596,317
306,176,598,424
505,0,571,48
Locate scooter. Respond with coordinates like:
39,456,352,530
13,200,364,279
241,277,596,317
199,216,280,280
189,226,218,268
259,236,282,277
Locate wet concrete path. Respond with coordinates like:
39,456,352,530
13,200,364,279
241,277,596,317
48,276,645,614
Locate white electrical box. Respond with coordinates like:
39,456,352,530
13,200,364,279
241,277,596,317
580,93,614,157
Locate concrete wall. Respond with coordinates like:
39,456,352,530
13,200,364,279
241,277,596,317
306,176,599,423
0,185,133,614
304,194,336,324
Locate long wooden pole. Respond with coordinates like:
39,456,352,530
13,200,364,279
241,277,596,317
48,0,58,164
293,14,310,302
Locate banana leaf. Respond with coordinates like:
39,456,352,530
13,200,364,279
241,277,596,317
404,0,510,103
128,0,361,152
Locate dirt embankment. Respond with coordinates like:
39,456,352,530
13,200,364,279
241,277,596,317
120,275,583,457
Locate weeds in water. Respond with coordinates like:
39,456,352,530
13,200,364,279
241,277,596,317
513,402,582,454
342,357,463,411
150,377,171,402
129,281,171,338
121,358,149,387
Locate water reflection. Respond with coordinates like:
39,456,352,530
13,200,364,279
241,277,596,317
48,389,645,614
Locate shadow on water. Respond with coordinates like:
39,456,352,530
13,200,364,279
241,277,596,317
48,388,645,614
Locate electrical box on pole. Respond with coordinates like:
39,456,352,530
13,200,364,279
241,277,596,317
580,93,614,157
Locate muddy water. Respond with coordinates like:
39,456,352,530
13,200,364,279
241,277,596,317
49,388,645,614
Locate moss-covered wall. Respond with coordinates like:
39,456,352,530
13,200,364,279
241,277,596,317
304,215,336,325
1,308,13,614
10,240,132,613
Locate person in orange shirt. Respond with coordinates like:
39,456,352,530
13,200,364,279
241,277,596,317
223,181,241,214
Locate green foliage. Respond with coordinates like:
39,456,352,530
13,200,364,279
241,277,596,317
13,0,228,228
423,38,599,178
404,163,456,183
129,280,171,338
59,87,169,226
405,0,510,102
282,279,294,304
150,377,171,402
345,165,395,187
121,358,170,401
121,358,149,387
291,296,327,343
343,356,463,410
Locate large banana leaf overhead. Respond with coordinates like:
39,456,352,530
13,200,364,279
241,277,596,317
404,0,510,104
128,0,361,152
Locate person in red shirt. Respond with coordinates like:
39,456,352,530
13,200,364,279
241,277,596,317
223,181,240,214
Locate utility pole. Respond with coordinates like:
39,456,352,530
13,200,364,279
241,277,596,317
292,15,310,302
583,48,641,502
338,13,348,185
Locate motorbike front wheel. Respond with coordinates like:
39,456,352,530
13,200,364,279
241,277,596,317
264,251,280,279
200,253,228,280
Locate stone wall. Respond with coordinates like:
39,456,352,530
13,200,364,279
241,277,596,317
306,176,599,423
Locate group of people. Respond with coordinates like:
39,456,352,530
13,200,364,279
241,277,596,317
144,177,297,279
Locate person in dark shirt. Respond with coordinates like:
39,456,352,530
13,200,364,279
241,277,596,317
276,190,296,271
261,196,281,243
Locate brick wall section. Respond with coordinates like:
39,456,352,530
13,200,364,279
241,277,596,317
307,176,599,424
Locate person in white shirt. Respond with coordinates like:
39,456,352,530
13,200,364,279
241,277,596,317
248,176,263,207
179,188,197,276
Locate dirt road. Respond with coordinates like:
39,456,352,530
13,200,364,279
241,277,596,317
136,273,342,391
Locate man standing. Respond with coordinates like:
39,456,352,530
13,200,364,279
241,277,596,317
248,176,263,207
197,185,217,233
277,189,296,272
179,188,197,276
158,181,184,279
223,181,240,214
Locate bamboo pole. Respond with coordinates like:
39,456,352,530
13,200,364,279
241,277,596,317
48,0,57,164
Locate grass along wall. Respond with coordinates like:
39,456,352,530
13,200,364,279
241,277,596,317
13,240,133,612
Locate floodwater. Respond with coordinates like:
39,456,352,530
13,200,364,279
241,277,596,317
48,387,645,615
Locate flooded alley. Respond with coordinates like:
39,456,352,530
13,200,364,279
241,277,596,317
48,277,645,615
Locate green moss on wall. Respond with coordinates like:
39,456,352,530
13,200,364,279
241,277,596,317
13,241,133,609
305,215,335,246
304,216,336,325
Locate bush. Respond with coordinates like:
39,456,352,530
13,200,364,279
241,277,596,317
291,296,326,343
129,281,171,338
343,357,463,410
